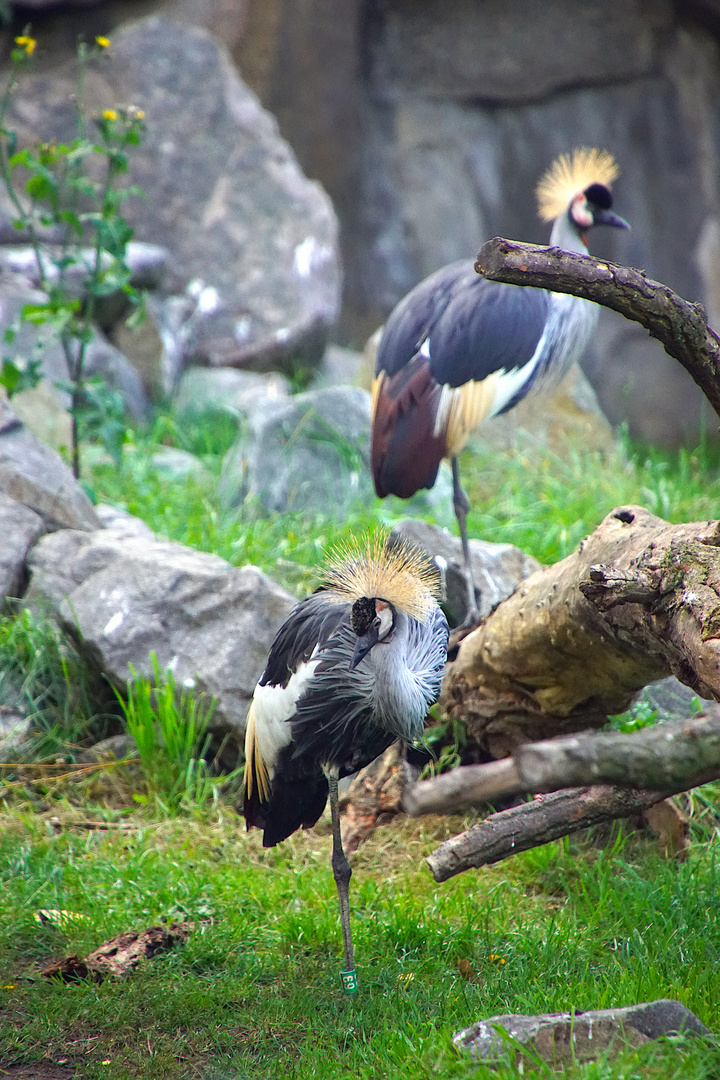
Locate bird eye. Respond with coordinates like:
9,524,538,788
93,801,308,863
373,616,381,629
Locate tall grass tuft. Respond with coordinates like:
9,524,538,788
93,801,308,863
0,609,113,761
116,656,230,814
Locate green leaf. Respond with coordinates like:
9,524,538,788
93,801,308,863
25,173,56,202
0,355,43,397
96,216,134,257
58,209,83,236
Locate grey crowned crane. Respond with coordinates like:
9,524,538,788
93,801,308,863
371,147,630,624
243,534,449,994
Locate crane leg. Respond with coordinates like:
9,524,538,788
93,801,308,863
451,456,480,627
326,770,357,987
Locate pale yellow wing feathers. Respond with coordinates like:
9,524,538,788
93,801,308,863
371,372,385,422
244,700,271,802
444,376,499,457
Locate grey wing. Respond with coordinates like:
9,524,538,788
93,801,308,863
289,623,392,775
259,590,349,689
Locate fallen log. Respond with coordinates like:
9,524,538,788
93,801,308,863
404,706,720,816
40,922,193,982
425,779,706,883
442,506,720,758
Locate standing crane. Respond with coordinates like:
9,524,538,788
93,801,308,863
371,147,630,624
243,533,449,994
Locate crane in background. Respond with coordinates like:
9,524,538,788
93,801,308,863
371,148,630,625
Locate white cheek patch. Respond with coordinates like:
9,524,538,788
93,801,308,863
375,602,395,641
571,194,593,229
253,658,319,773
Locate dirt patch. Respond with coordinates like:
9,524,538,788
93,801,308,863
0,1064,77,1079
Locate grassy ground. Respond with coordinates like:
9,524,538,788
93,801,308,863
2,409,720,1077
84,410,720,591
1,809,719,1079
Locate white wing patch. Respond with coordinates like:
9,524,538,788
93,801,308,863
486,346,545,417
247,658,320,797
432,334,547,457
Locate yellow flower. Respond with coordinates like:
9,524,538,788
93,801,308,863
15,36,36,56
95,36,111,49
102,109,118,121
3,984,15,990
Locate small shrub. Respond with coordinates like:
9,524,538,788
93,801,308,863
0,32,146,476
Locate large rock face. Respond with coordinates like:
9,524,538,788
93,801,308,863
5,2,720,442
238,0,720,445
4,16,341,375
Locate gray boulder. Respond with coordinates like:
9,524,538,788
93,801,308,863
4,16,341,377
0,706,32,762
149,446,212,484
83,336,151,423
0,492,44,608
173,366,290,420
309,344,366,390
94,504,154,540
0,396,100,531
0,277,69,390
391,519,540,629
9,381,73,457
0,242,167,326
219,385,373,514
25,528,295,750
454,999,709,1065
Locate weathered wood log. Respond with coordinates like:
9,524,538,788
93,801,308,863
425,779,706,883
442,506,720,758
517,707,720,792
404,707,720,817
474,238,720,421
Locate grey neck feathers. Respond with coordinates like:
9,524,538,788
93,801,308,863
370,611,437,741
550,209,588,255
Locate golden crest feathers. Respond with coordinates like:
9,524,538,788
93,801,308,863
322,531,443,623
536,147,619,223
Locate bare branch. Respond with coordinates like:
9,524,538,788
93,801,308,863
402,757,523,817
474,239,720,421
516,707,720,792
405,707,720,819
426,786,676,882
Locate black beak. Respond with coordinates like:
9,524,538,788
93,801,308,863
350,627,379,670
594,208,630,231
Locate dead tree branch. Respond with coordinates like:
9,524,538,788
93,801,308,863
425,784,695,883
474,239,720,421
404,706,720,818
